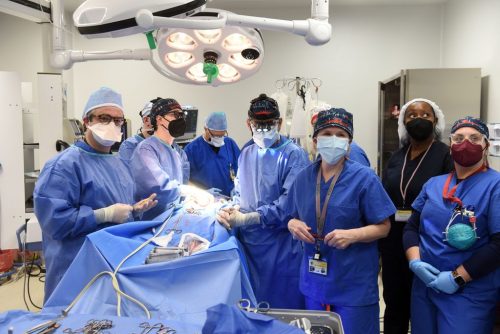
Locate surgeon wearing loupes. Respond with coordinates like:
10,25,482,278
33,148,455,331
184,112,240,197
284,108,395,334
403,116,500,334
130,98,193,219
217,93,310,309
34,87,157,301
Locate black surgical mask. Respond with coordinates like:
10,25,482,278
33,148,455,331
405,118,434,141
162,118,186,138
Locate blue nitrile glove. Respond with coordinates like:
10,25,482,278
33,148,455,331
409,259,440,285
428,271,459,294
207,188,223,196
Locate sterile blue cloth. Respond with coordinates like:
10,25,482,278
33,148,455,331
43,206,256,328
184,136,240,196
202,304,304,334
283,159,396,307
130,136,186,219
34,140,136,302
234,136,310,309
409,168,500,333
0,310,200,333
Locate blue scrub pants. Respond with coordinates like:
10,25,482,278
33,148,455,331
305,297,379,334
411,278,497,334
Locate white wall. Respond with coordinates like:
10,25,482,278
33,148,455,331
441,0,500,123
0,13,46,102
69,4,442,166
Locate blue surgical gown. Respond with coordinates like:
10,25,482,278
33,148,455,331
282,159,395,307
130,135,185,219
33,140,135,301
118,134,144,161
350,141,370,167
184,136,240,196
234,137,310,308
410,168,500,334
120,134,190,184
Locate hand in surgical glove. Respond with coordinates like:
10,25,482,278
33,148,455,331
427,271,459,294
216,205,260,230
288,219,315,244
324,229,360,249
207,188,223,196
409,259,440,285
133,193,158,213
94,203,133,224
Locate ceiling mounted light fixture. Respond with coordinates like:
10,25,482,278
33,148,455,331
50,0,331,86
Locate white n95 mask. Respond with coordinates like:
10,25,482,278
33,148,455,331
89,123,122,147
253,127,279,149
317,135,349,165
209,136,225,147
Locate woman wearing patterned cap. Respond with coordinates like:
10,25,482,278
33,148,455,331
403,116,500,333
379,98,453,334
284,108,396,334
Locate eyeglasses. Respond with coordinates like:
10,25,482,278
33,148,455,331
90,113,125,126
250,120,279,133
450,133,484,145
162,111,185,120
208,129,227,138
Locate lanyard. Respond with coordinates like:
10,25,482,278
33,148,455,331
399,142,434,207
315,163,343,239
442,164,486,207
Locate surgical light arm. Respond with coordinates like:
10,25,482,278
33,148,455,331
50,0,331,70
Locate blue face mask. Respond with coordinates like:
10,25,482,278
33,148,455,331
316,135,349,165
253,127,279,148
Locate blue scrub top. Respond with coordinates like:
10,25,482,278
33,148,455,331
412,168,500,290
34,140,135,300
118,134,144,161
184,136,240,196
130,135,185,219
284,159,396,306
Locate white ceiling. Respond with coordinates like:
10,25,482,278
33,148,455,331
63,0,448,14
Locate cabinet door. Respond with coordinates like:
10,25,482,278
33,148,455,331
0,71,26,249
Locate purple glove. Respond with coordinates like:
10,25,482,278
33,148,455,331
428,271,459,294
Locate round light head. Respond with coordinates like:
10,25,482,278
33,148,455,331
156,9,264,86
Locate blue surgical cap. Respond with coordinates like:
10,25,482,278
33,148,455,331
82,87,124,118
205,112,227,131
140,102,153,118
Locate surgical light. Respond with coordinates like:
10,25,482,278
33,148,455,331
49,0,332,86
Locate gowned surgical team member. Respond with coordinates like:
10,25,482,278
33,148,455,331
286,108,395,334
119,99,190,182
34,87,157,301
131,98,190,220
403,117,500,334
118,101,154,161
184,112,240,197
217,93,310,309
380,98,453,334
